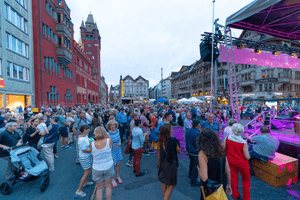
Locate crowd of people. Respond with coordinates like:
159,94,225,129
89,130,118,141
0,102,282,200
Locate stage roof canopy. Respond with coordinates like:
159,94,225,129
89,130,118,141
226,0,300,41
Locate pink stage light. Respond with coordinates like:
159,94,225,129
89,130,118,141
219,45,300,69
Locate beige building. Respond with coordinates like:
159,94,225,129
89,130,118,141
121,75,149,100
170,31,300,104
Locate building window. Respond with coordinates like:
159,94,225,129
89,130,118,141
13,64,18,78
48,86,59,103
88,44,91,47
65,89,72,103
5,33,29,57
86,35,89,40
6,62,28,81
296,72,300,80
5,4,27,33
7,62,11,77
90,35,93,40
16,0,27,9
88,51,92,54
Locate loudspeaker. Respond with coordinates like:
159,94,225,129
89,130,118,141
271,123,278,129
270,120,285,129
264,116,270,125
200,40,220,62
289,111,299,118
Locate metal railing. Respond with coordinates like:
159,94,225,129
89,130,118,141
244,111,272,137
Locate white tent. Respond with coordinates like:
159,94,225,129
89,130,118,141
177,98,188,103
189,97,204,103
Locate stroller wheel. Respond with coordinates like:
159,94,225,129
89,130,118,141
40,174,50,192
0,182,12,195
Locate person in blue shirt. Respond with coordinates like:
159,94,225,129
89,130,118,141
167,106,176,123
186,119,201,186
18,106,23,119
126,111,132,140
0,114,6,132
201,113,220,138
117,108,127,143
191,106,197,120
57,110,72,150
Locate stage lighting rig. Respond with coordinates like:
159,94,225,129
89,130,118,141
237,44,246,49
272,51,281,56
289,52,298,57
254,48,262,54
201,32,300,57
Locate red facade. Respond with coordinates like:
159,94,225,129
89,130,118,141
74,42,100,104
79,14,102,103
32,0,76,108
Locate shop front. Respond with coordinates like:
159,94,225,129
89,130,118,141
5,94,31,110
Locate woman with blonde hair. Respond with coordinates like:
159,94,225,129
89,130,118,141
106,120,123,187
74,125,94,198
90,127,114,200
225,124,251,200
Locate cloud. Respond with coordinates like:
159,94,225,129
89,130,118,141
68,0,253,88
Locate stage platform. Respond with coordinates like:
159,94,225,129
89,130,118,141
172,125,300,177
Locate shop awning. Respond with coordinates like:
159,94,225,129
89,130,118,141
226,0,300,41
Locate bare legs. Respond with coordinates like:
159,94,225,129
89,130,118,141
96,179,112,200
61,137,68,147
162,183,175,200
111,161,121,184
76,168,91,195
157,149,160,166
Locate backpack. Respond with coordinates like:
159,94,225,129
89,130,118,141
178,114,184,126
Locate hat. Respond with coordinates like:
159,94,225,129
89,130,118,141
120,108,124,111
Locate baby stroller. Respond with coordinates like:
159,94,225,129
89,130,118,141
0,145,50,195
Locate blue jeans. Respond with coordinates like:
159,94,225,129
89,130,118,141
188,154,200,184
248,144,269,172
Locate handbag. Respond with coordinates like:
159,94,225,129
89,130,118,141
200,157,228,200
37,136,44,150
37,127,60,150
149,129,159,142
125,140,133,154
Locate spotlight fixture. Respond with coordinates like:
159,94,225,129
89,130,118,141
237,44,246,49
290,52,298,57
272,51,280,56
254,48,262,54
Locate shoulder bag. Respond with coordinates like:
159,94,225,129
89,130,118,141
124,140,133,154
200,157,228,200
37,126,60,150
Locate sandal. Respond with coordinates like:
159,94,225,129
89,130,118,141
116,177,123,184
74,192,86,198
112,179,118,188
83,181,94,187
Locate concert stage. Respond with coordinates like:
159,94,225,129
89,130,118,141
172,124,300,178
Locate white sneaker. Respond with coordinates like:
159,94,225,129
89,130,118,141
126,161,133,167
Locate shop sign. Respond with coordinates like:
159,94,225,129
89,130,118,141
255,78,278,83
0,78,5,88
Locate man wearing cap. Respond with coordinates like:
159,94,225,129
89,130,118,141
186,119,201,186
118,108,127,143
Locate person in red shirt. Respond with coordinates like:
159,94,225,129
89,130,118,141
225,123,251,200
152,112,157,128
240,105,245,119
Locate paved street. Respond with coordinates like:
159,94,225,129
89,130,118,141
0,136,299,200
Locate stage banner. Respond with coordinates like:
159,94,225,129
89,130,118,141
219,45,300,69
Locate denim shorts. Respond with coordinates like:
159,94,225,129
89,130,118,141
92,165,115,182
59,127,68,137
